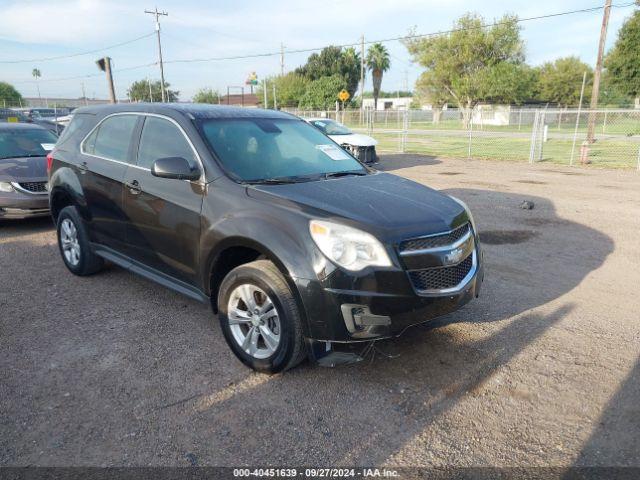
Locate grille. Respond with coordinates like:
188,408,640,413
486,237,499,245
400,223,470,253
18,181,48,193
408,253,474,292
345,145,376,164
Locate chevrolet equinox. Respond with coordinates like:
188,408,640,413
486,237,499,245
48,104,483,372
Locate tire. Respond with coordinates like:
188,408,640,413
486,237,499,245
56,206,104,276
218,260,306,373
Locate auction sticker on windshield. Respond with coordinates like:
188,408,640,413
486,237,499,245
316,144,350,160
41,143,56,151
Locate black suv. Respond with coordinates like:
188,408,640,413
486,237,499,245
48,104,483,372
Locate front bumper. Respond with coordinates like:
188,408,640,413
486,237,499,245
0,190,50,219
295,245,484,343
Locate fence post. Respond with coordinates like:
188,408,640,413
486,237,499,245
529,110,539,164
538,112,547,162
467,112,473,159
602,110,608,134
570,110,583,167
637,146,640,172
518,108,522,131
401,109,408,153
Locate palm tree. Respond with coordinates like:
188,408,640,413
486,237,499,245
32,68,42,102
366,43,391,110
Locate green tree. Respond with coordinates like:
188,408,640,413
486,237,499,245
413,72,450,124
600,70,633,107
32,68,42,101
403,13,525,126
296,46,361,99
0,82,23,106
478,62,537,105
536,57,593,107
605,10,640,104
298,74,347,110
192,87,220,104
366,43,391,110
128,79,179,102
257,73,310,108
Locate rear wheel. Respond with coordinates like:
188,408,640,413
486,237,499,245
56,206,104,276
218,260,306,373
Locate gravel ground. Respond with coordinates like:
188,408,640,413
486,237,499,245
1,155,639,468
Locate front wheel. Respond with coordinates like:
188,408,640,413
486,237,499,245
217,260,306,373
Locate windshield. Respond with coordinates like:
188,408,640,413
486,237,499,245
310,119,352,135
0,128,57,159
199,118,365,182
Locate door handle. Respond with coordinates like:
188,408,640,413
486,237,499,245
126,179,141,195
78,161,88,174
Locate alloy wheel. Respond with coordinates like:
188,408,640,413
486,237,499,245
227,284,281,359
60,218,81,266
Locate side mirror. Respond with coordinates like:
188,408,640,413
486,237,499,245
151,157,200,181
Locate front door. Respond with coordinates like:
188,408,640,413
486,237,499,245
122,115,204,285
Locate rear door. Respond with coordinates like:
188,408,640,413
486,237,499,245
80,113,141,250
122,114,204,285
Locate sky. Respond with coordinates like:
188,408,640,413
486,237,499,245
0,0,637,101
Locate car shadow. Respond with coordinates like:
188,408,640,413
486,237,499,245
376,153,441,171
571,355,640,467
0,216,53,239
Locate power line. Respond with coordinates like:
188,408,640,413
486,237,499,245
5,2,636,85
0,32,155,64
162,2,637,65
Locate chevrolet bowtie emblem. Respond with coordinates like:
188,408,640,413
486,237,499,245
443,246,466,266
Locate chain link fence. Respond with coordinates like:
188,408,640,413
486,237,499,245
288,107,640,170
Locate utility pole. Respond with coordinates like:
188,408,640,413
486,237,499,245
360,34,365,123
587,0,612,143
81,82,88,106
96,57,117,104
145,7,169,102
280,43,285,76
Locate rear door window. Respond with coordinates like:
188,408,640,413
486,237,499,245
136,116,198,170
85,115,138,163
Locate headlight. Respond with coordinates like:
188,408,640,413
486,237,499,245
0,181,15,193
449,195,477,231
309,220,392,271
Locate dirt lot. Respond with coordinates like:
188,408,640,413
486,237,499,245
1,155,639,468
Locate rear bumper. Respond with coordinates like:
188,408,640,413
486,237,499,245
295,248,484,343
0,191,49,219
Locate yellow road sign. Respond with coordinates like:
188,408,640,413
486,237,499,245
338,89,350,102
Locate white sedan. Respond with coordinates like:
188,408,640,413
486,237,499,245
306,118,379,165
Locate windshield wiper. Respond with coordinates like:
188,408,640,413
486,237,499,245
244,176,318,185
0,154,47,160
324,171,367,179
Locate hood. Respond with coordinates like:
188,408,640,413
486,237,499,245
0,156,48,182
247,172,466,240
329,133,377,147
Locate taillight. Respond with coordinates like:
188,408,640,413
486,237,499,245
46,152,54,174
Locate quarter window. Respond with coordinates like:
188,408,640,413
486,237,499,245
85,115,138,162
137,116,198,170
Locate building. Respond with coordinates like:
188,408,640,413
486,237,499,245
362,97,413,111
471,104,512,126
22,97,116,108
219,93,260,108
